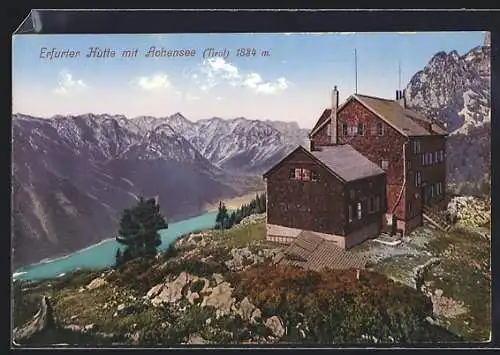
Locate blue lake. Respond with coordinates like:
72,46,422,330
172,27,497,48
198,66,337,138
13,211,218,282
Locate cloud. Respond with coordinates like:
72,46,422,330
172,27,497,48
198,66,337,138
136,73,172,91
53,70,87,95
185,92,201,101
194,57,290,95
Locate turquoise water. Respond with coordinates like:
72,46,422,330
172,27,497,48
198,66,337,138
13,211,217,282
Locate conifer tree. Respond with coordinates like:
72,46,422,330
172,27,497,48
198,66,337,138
116,196,167,261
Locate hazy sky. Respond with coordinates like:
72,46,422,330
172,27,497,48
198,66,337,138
12,32,485,129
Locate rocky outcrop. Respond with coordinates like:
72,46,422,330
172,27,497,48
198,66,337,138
236,297,262,324
264,316,286,338
149,272,189,306
413,258,441,291
200,282,235,318
86,277,108,290
447,196,490,227
13,296,56,345
225,246,279,272
427,289,468,319
238,213,266,226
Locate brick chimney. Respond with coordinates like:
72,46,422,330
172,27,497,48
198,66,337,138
310,139,316,151
397,89,406,109
330,86,339,144
484,32,491,47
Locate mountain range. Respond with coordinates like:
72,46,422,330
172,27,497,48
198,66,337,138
11,113,308,268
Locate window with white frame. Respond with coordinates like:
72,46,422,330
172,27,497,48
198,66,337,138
342,122,348,136
357,122,365,136
415,171,422,187
291,168,312,181
302,169,311,181
412,140,421,154
357,202,362,220
377,122,384,136
381,159,389,170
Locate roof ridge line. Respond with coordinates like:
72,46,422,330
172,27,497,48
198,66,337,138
354,93,394,102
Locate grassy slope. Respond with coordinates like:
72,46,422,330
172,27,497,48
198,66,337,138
12,222,270,344
424,225,491,341
13,218,489,344
351,223,491,342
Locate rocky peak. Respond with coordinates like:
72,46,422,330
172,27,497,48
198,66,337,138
405,43,490,133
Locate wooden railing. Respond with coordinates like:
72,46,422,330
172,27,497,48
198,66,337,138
422,205,452,232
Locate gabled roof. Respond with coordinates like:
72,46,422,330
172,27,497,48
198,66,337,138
355,94,448,137
310,96,355,137
262,144,384,183
273,231,367,271
311,145,385,182
310,94,448,138
262,145,344,182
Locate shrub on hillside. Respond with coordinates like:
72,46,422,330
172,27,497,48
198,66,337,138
232,265,434,343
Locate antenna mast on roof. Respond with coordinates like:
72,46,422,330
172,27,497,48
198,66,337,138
398,60,401,91
354,48,358,94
